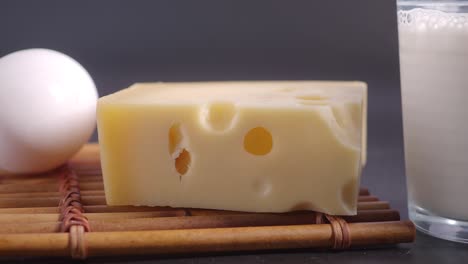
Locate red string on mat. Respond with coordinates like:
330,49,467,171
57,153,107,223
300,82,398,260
325,214,351,249
58,165,90,259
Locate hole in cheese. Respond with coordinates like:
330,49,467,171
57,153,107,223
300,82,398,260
202,102,237,132
244,127,273,156
168,123,183,155
175,149,191,176
168,123,192,177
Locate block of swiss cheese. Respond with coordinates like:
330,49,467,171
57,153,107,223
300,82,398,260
97,81,367,215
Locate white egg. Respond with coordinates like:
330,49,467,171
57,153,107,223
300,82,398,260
0,49,98,174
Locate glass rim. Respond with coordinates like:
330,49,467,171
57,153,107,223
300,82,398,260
398,0,468,7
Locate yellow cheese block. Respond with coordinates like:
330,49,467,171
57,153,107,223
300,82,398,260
97,81,367,215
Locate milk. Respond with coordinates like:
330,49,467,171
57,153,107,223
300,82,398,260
398,8,468,220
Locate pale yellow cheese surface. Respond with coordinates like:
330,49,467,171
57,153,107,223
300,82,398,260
97,81,367,215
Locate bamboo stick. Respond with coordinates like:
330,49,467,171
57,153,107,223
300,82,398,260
0,205,178,214
0,233,69,257
0,190,104,198
0,211,187,224
341,209,400,223
0,209,401,234
188,209,399,222
0,195,106,208
0,183,59,193
0,170,59,180
358,196,378,202
0,171,100,180
0,221,415,257
0,209,399,225
0,182,103,194
0,221,61,233
0,213,317,234
0,178,59,185
350,221,416,247
359,188,370,196
86,221,415,255
358,201,389,210
74,168,102,176
0,206,60,214
0,176,103,185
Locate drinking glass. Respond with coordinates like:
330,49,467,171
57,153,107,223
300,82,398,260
398,0,468,243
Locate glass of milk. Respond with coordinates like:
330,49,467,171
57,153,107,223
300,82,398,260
398,0,468,243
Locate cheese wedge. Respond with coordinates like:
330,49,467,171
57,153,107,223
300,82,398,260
97,81,367,215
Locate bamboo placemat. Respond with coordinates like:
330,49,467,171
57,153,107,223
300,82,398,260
0,144,415,259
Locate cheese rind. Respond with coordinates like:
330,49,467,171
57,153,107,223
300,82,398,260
97,81,366,215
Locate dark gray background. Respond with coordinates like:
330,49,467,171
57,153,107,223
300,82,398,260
2,0,467,263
